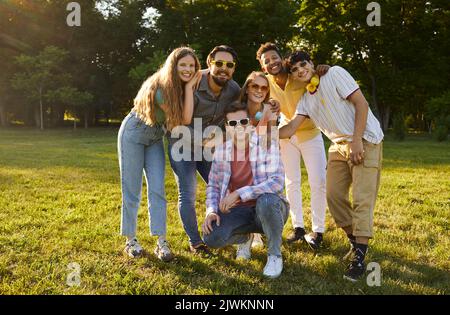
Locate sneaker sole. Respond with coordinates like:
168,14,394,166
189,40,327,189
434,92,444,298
286,236,305,244
343,275,360,282
263,272,282,279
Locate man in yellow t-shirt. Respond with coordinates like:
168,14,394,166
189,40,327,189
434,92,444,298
256,42,328,250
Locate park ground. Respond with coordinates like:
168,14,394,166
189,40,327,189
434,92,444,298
0,128,449,294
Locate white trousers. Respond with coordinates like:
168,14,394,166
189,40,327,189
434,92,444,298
280,133,327,233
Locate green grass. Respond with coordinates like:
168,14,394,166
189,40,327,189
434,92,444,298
0,128,449,295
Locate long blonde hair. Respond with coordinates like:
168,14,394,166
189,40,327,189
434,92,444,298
133,47,200,129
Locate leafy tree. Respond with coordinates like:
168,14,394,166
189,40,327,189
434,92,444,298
425,90,450,141
46,86,94,129
151,0,299,83
128,50,167,91
293,0,450,131
11,46,70,129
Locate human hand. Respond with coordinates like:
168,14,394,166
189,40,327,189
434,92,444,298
186,71,203,91
267,98,280,115
202,213,221,235
350,138,364,165
316,64,330,77
219,191,240,214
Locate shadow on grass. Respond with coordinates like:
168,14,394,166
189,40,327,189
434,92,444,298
303,237,450,294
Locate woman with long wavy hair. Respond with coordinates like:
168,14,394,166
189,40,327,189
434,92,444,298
118,47,201,261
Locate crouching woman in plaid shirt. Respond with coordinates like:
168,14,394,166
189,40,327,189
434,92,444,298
201,102,289,278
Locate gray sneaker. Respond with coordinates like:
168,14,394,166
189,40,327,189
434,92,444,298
236,234,254,260
154,240,174,262
124,238,143,258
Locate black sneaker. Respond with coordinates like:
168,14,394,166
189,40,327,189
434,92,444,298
343,260,365,282
304,232,323,250
190,243,212,257
286,227,306,243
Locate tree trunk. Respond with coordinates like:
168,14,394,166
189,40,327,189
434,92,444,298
24,103,35,126
382,105,390,131
34,105,41,128
39,87,44,130
84,107,89,129
52,105,65,127
370,74,380,119
0,102,7,127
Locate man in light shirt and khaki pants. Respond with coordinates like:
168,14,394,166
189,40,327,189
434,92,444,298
279,50,384,282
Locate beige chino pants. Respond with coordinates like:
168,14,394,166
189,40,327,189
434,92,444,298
326,140,382,238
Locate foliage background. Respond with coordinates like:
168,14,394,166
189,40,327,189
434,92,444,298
0,0,449,135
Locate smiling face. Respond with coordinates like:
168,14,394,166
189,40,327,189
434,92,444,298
260,50,283,75
177,54,196,83
290,60,315,84
209,51,235,86
226,109,251,146
246,75,269,104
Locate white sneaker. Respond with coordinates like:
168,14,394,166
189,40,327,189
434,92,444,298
154,240,174,262
236,234,254,260
263,255,283,278
124,238,143,258
251,233,264,248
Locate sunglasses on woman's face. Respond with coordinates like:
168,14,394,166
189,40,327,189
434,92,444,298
226,118,250,127
248,83,269,93
290,61,308,73
211,59,236,69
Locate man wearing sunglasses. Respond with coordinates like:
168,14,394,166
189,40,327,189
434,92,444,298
202,102,289,278
167,45,242,255
279,51,384,282
256,42,329,251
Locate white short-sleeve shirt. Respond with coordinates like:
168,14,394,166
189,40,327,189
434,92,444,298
295,66,384,144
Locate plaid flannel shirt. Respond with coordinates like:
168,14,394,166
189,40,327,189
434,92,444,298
206,132,287,215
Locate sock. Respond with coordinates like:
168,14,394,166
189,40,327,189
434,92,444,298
157,235,167,247
347,233,356,249
296,227,306,235
354,243,368,264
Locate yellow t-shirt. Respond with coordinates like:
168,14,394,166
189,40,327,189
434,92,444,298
268,74,320,143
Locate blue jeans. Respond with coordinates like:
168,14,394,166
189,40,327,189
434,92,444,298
203,193,289,257
118,111,167,237
168,141,211,246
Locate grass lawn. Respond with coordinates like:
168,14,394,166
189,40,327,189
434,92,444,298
0,127,449,295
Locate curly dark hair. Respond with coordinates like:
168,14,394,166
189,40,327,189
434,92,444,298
286,51,312,73
256,42,282,61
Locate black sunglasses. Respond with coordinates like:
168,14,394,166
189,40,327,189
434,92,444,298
226,118,250,127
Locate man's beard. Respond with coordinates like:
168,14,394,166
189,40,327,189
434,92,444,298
211,72,230,87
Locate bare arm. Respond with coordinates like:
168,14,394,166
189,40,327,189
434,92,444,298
347,89,369,164
316,64,331,77
278,114,306,139
182,71,202,125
